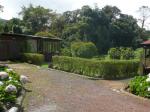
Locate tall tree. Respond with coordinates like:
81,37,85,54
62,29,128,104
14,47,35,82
137,6,150,40
138,6,150,29
3,24,9,33
19,4,56,34
50,5,140,54
110,14,139,47
7,18,22,32
0,5,3,12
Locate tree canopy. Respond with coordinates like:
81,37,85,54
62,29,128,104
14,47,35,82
19,4,56,34
0,4,146,54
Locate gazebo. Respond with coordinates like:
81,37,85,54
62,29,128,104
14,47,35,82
141,40,150,74
0,33,62,61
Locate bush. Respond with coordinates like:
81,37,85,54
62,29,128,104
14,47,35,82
52,56,140,79
22,53,44,65
71,42,98,58
129,76,150,98
108,48,121,59
61,48,72,56
0,66,24,108
134,48,143,59
120,47,134,60
108,47,135,60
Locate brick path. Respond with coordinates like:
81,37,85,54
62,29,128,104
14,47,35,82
8,63,150,112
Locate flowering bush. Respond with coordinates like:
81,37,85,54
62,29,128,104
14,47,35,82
0,66,28,111
129,74,150,98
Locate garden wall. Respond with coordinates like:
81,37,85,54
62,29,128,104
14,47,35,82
52,56,140,79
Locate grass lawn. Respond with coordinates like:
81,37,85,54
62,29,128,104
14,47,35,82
41,63,49,68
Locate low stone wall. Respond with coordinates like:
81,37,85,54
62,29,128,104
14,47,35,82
7,89,26,112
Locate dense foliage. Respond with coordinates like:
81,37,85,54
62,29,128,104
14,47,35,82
71,42,98,58
0,4,147,55
129,75,150,98
35,31,56,38
108,47,135,60
21,53,44,65
19,4,56,34
52,56,140,79
61,48,72,56
108,48,121,59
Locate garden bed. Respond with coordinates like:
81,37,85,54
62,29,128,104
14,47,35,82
0,64,27,112
124,75,150,100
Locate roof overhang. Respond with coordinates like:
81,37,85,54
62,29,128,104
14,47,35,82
0,33,62,41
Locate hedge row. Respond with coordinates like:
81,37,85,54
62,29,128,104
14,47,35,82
52,56,140,79
21,53,44,65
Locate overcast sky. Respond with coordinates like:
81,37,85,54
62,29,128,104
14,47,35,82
0,0,150,28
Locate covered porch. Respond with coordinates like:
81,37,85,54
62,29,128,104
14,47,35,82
141,40,150,74
0,33,61,61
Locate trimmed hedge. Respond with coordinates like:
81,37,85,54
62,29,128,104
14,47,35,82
52,56,140,79
21,53,44,65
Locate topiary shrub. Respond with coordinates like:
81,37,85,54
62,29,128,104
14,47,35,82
108,47,135,60
21,53,44,65
52,56,140,79
120,47,135,60
108,48,121,59
71,42,98,58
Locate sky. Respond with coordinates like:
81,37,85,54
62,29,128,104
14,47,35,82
0,0,150,28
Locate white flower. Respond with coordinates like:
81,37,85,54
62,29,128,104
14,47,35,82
148,73,150,78
6,68,14,73
8,107,18,112
9,76,13,80
0,72,8,79
5,84,17,92
146,77,150,82
0,81,4,86
20,75,29,84
148,87,150,92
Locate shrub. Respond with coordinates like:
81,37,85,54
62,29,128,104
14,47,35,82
108,47,135,60
134,48,143,59
22,53,44,65
120,47,134,60
71,42,98,58
0,66,24,106
52,56,140,79
61,48,72,56
129,76,150,98
108,48,121,59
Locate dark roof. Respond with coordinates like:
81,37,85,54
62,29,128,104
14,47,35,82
0,33,62,41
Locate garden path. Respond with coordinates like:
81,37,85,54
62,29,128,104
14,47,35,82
8,63,150,112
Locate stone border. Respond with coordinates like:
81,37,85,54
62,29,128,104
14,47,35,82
120,85,150,102
7,89,26,112
0,64,26,112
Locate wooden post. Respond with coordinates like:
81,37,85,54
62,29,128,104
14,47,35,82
144,48,146,67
